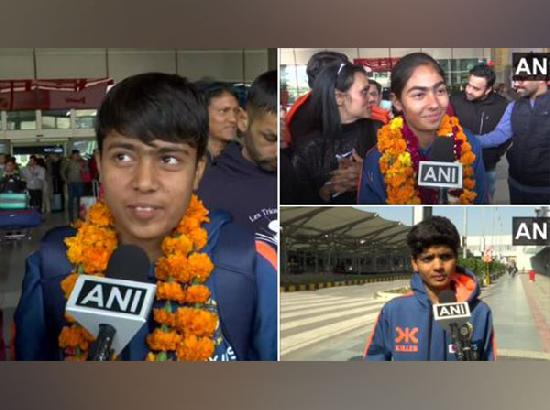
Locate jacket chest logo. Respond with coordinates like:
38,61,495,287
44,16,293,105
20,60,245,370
395,327,419,352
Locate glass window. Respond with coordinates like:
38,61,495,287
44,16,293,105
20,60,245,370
7,110,36,130
42,109,71,129
75,109,97,129
281,64,309,109
71,139,97,158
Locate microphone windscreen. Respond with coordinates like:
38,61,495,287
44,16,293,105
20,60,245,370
430,137,455,162
106,245,151,281
438,289,456,303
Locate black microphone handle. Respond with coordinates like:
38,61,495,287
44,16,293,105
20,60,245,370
449,323,465,361
459,323,477,361
87,323,116,361
438,188,448,205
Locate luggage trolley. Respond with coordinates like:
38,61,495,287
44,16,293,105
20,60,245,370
0,193,42,243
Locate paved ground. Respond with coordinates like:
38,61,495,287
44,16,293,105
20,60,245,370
280,273,550,361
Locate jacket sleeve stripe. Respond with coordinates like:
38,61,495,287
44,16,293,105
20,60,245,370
255,240,277,270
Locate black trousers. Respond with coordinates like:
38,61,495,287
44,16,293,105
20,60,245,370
28,189,43,212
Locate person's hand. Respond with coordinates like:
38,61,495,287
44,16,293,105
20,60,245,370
319,150,363,201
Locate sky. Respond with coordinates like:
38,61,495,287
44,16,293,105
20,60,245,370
354,206,544,238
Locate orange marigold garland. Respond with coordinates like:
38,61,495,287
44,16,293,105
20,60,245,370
60,195,220,361
377,115,477,204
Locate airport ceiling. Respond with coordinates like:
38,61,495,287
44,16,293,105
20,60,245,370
281,207,411,252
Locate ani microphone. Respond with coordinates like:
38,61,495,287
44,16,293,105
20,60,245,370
65,245,155,361
433,289,477,361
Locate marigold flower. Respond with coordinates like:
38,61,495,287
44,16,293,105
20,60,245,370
187,253,214,283
86,202,114,227
463,178,475,190
59,324,95,350
378,115,476,205
185,195,210,224
156,281,186,303
61,273,79,299
175,307,218,337
186,285,211,304
187,227,208,250
153,308,177,327
389,117,403,130
156,254,190,282
146,328,182,351
162,235,193,256
176,335,215,361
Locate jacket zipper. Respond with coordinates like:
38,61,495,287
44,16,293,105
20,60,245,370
479,110,485,134
427,305,433,360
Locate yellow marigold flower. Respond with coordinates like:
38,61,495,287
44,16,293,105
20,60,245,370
397,152,412,167
389,117,404,130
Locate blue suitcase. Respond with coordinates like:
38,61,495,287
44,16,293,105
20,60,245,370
0,209,41,229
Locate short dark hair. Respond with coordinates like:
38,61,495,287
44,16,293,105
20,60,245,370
407,216,460,259
469,63,496,88
196,81,239,105
96,73,208,159
247,70,277,117
368,79,382,95
306,51,350,88
391,53,446,99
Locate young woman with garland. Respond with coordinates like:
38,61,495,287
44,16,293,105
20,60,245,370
13,73,277,361
358,53,488,204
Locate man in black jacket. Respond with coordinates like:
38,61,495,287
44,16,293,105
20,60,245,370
450,63,509,203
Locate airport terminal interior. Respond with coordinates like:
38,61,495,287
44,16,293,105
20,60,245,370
0,48,276,359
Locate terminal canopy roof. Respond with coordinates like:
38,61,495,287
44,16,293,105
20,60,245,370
281,207,411,252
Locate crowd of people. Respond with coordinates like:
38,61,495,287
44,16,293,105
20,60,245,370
0,150,98,221
282,51,550,205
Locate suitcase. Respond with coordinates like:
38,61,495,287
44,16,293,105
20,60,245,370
0,209,42,229
0,193,29,210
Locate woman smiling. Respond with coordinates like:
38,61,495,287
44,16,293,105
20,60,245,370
358,53,487,204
